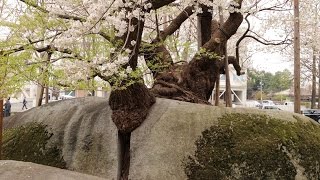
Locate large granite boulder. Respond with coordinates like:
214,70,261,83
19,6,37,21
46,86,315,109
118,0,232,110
4,97,118,179
130,99,320,179
4,97,320,179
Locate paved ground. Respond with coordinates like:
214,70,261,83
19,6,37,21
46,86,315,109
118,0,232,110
11,99,33,112
5,98,59,114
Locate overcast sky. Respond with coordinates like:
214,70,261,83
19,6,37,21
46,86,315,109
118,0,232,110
251,52,293,74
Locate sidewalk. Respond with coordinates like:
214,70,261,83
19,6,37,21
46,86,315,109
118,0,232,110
10,99,33,113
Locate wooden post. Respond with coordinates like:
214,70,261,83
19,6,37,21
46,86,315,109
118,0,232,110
219,6,232,107
294,0,301,113
215,78,220,106
0,99,3,160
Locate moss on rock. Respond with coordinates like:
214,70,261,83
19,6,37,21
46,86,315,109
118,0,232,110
2,122,66,169
184,113,320,179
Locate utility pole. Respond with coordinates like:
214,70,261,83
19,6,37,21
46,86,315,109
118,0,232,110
311,48,316,109
318,53,320,109
294,0,301,113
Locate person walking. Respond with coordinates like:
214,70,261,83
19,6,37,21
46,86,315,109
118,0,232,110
4,97,11,117
22,97,28,110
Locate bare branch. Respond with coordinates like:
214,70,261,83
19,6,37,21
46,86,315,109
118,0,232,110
156,6,194,42
244,35,291,46
236,14,250,64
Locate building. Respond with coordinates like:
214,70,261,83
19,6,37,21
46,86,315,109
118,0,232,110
210,67,247,105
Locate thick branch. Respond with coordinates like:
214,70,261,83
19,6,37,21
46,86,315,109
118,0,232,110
150,0,177,10
156,6,194,42
203,5,244,51
143,5,194,74
197,4,212,47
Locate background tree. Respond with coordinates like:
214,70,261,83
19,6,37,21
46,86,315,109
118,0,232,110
293,0,301,113
247,68,292,99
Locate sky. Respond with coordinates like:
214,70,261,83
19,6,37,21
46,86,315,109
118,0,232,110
251,52,293,74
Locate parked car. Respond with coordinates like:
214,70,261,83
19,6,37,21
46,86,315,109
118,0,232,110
59,91,75,100
261,105,281,110
245,100,262,108
262,100,275,106
301,109,320,123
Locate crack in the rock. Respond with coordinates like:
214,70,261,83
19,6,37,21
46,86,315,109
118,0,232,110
118,131,131,180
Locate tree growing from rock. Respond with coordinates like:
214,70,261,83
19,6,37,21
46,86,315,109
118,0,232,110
1,0,300,133
1,0,301,178
1,0,249,130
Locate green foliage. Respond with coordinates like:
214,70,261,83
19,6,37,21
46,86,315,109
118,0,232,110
0,54,28,98
272,69,292,92
196,47,220,60
253,91,267,100
184,113,320,179
273,94,290,101
110,68,145,90
247,68,292,98
2,122,66,169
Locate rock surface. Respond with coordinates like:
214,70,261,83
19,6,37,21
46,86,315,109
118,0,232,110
129,98,319,179
4,97,118,179
4,97,320,179
0,160,106,180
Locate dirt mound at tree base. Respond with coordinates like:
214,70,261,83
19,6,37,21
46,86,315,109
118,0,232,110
3,97,320,179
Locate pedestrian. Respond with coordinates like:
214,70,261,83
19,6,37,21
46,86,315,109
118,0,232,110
22,97,28,110
4,97,11,117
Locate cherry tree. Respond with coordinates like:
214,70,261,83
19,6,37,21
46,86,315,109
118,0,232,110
2,0,304,177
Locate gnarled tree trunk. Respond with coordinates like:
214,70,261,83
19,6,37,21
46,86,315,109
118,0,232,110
150,1,244,104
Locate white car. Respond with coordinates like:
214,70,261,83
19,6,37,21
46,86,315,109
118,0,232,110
60,95,75,99
262,100,275,106
59,91,75,100
262,105,281,110
245,100,262,108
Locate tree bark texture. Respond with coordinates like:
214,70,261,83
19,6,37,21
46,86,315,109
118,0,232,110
151,2,244,103
109,1,244,132
109,83,155,133
110,15,155,133
197,4,212,48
